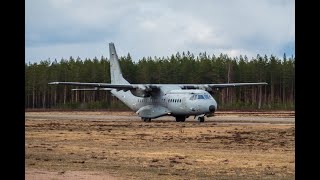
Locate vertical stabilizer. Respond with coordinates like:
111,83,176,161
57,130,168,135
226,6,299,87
109,42,129,84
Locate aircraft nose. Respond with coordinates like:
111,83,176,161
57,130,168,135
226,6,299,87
209,105,216,113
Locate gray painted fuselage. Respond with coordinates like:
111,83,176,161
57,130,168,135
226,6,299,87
111,86,217,119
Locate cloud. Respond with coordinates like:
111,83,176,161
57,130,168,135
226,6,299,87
26,0,295,63
25,42,107,63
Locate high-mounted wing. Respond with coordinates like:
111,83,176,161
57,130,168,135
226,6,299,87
144,82,268,92
49,82,267,92
49,82,162,97
49,82,136,91
71,88,114,91
48,82,160,96
208,82,267,88
178,82,268,91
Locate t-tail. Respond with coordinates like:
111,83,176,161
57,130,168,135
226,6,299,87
109,42,130,85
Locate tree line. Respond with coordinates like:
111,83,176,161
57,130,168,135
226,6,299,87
25,52,295,110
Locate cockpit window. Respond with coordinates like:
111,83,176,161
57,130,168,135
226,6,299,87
189,95,196,100
190,93,213,100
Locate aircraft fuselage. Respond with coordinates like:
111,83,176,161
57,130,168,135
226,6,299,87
111,88,217,119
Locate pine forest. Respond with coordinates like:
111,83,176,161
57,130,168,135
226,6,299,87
25,52,295,111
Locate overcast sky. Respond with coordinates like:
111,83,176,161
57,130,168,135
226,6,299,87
26,0,294,63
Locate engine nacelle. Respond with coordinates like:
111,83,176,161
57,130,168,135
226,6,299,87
199,85,214,94
130,85,152,97
130,89,151,97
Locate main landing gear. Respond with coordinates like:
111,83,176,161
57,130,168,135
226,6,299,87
141,117,151,122
175,116,186,122
198,116,205,122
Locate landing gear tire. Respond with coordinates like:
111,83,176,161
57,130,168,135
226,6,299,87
175,116,186,122
142,118,151,122
198,116,205,122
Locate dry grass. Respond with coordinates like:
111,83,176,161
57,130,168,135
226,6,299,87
25,112,295,179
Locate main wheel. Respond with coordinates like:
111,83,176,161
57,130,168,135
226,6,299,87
142,118,151,122
175,116,186,122
198,116,205,122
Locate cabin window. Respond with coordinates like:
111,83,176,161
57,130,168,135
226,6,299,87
198,95,205,99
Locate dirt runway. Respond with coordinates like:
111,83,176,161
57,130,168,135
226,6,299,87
25,111,295,179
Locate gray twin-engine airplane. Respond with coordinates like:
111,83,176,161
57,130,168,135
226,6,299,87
49,43,267,122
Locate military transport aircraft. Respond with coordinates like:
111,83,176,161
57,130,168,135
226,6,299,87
49,43,267,122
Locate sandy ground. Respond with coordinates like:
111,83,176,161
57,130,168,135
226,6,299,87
25,111,295,179
25,169,118,180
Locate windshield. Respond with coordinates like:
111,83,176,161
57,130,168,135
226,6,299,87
189,94,212,100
